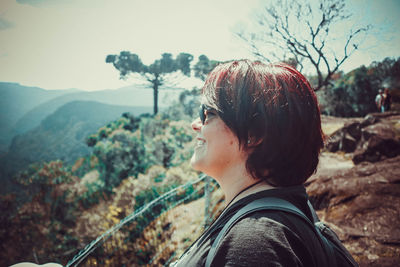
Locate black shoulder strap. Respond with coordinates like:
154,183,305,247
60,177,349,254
205,197,335,267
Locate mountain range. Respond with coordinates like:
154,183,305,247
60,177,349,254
0,82,78,151
0,82,184,152
0,82,187,191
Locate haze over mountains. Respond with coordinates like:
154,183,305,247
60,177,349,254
0,81,187,190
0,83,78,150
0,82,184,150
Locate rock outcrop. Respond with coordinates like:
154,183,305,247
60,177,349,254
308,112,400,266
325,112,400,164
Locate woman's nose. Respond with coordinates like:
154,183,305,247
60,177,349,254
191,118,202,132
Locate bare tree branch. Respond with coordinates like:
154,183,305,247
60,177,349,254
236,0,371,90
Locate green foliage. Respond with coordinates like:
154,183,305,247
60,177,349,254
319,57,400,117
140,116,195,168
169,121,194,148
78,174,106,208
86,134,98,147
193,55,219,80
14,160,75,187
86,111,195,192
178,88,201,118
106,52,146,77
0,101,147,188
146,135,175,168
163,88,201,121
121,112,142,131
1,161,81,266
1,90,201,265
176,53,194,76
106,51,195,114
128,181,199,248
86,112,143,147
134,184,177,210
106,51,194,78
1,96,200,266
93,134,147,190
139,115,170,139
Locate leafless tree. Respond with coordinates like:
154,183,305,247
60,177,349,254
237,0,370,90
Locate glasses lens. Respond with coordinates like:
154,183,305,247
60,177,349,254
199,104,205,124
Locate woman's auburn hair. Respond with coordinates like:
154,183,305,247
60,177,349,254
202,60,324,186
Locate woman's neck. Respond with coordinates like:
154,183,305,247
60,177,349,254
216,167,275,208
225,180,275,208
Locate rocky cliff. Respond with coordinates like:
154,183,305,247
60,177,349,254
307,112,400,266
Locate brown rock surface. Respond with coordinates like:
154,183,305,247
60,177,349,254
325,112,400,165
306,155,400,266
353,121,400,164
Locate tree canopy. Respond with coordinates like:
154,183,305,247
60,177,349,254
193,55,219,81
106,52,194,114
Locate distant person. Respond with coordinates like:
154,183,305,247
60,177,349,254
375,89,384,112
383,88,392,112
172,60,357,266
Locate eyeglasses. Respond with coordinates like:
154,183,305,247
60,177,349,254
199,104,216,125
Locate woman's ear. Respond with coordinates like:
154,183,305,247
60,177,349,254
247,136,263,147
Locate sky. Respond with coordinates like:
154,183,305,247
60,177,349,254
0,0,399,91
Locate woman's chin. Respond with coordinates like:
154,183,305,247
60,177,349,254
190,157,200,170
190,154,204,172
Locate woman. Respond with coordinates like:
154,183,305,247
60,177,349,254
383,88,392,112
173,60,348,266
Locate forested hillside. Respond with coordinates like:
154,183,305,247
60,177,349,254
0,89,201,266
0,101,153,194
0,82,78,152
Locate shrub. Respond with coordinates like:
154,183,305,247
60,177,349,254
319,57,400,117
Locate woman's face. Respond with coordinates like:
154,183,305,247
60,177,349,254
190,104,246,178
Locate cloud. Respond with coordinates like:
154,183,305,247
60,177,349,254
0,17,14,30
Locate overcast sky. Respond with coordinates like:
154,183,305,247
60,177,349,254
0,0,399,91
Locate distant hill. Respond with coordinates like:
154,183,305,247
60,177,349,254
0,82,185,153
0,100,152,192
12,84,182,136
0,82,79,151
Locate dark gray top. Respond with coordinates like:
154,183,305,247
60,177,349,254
173,186,326,267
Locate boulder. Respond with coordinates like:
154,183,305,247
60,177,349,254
359,114,380,128
362,122,396,141
307,155,400,267
325,120,361,153
325,112,400,165
345,121,362,140
353,122,400,164
325,132,341,152
340,133,357,153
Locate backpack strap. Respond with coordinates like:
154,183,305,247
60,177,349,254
205,197,335,267
307,200,320,223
